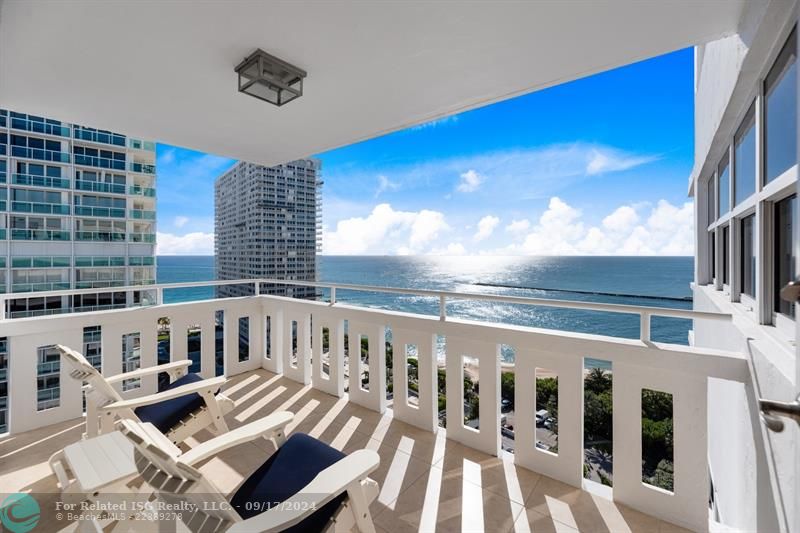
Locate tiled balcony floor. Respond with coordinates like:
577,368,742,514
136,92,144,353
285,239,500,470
0,369,690,532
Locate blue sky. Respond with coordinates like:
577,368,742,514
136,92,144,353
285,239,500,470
156,48,695,256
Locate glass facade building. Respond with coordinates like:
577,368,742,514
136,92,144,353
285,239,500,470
0,109,157,317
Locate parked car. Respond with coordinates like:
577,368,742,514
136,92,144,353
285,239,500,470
535,409,550,426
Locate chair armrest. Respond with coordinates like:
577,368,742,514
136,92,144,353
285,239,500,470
102,376,227,411
179,411,294,465
106,360,192,384
228,450,380,533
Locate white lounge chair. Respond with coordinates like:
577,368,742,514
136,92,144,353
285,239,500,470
117,414,381,533
57,344,234,443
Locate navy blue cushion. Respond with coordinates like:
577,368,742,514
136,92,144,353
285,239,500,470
134,373,214,433
231,433,347,532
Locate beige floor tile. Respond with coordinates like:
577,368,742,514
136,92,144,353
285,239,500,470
436,439,542,505
373,419,447,465
364,436,436,514
376,458,523,533
321,400,395,439
0,417,84,476
588,495,662,533
526,476,664,533
515,508,580,533
0,369,670,533
659,521,694,533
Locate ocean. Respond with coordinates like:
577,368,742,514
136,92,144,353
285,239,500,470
157,255,694,351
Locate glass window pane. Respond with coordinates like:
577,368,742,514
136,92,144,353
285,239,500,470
775,195,797,316
765,28,797,184
706,176,715,226
710,231,716,282
740,215,755,297
734,103,756,205
718,152,730,216
722,225,730,285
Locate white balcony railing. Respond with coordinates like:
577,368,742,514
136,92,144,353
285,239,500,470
0,279,747,532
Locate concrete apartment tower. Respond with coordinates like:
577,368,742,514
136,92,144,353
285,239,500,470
0,108,158,317
214,159,321,298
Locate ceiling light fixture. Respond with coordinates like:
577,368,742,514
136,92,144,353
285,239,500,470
235,49,306,107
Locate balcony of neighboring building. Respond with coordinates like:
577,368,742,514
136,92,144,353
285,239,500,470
74,219,127,243
10,263,70,293
74,169,128,195
130,198,156,220
9,188,70,216
73,193,126,218
130,222,157,244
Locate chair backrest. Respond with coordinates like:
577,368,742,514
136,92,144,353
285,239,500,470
117,419,240,532
56,344,122,407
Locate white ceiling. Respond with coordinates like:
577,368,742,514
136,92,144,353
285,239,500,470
0,1,745,166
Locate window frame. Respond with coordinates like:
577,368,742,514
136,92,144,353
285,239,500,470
739,212,757,305
699,24,798,331
764,26,798,186
770,190,797,336
717,149,731,219
721,223,730,291
734,100,757,207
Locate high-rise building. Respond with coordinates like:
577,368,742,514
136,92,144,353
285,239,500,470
215,159,321,299
0,109,157,317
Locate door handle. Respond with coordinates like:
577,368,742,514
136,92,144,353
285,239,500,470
759,393,800,432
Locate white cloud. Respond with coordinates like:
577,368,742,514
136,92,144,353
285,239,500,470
157,147,175,166
601,206,638,233
505,197,692,256
156,232,214,255
473,215,500,242
505,219,531,234
518,197,585,255
328,143,658,201
410,115,459,131
430,242,467,255
174,216,189,228
456,169,485,193
323,203,449,255
374,175,400,198
586,148,659,176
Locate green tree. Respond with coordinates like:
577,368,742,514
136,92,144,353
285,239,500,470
642,389,672,421
467,394,480,422
584,390,612,441
501,372,515,408
642,418,673,463
536,377,558,415
641,389,673,488
407,357,418,382
437,368,447,395
584,368,612,395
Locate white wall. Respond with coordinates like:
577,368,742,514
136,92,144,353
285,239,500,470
694,286,791,532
